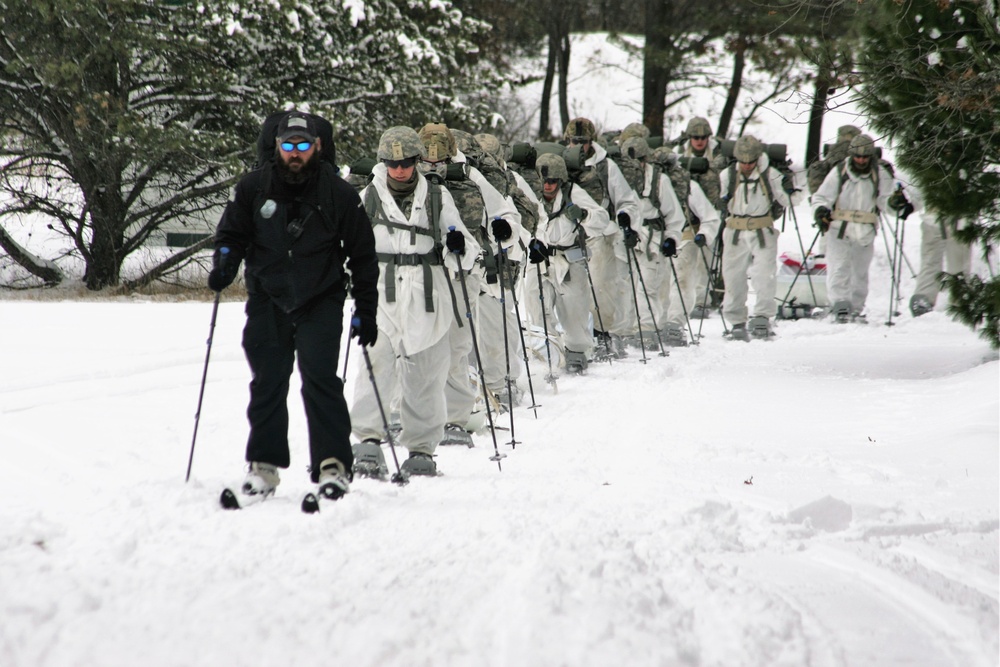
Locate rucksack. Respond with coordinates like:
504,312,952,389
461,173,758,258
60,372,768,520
648,151,691,226
254,110,337,171
473,153,540,236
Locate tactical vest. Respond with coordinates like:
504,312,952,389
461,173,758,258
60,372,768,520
572,159,609,213
363,183,443,314
727,163,783,220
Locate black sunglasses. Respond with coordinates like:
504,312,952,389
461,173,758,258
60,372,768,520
384,157,417,169
690,135,710,141
280,141,313,152
543,177,561,185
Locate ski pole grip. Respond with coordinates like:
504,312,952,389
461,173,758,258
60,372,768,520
218,246,230,271
351,316,361,328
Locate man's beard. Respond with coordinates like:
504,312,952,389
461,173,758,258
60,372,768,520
276,150,321,185
850,158,872,175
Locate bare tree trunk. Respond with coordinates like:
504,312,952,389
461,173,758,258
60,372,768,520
641,0,670,136
806,73,831,166
539,32,558,140
557,30,571,133
717,36,747,139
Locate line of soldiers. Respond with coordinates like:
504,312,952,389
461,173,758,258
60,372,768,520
211,111,967,496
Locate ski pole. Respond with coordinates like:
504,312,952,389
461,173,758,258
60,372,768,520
341,316,352,383
535,255,559,394
356,329,407,486
451,228,506,469
623,242,648,363
580,240,613,364
628,246,668,355
667,254,697,346
788,206,820,309
186,247,228,483
776,229,821,318
495,243,519,448
699,245,730,335
504,251,540,417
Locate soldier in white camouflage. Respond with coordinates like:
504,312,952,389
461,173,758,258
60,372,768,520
350,126,481,477
678,116,728,318
563,117,641,359
417,123,523,444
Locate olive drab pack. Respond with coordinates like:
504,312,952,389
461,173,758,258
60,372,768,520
648,148,691,226
807,139,853,195
610,154,646,197
441,166,487,246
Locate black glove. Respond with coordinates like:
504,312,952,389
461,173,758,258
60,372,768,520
350,315,378,347
900,202,915,220
660,237,677,257
445,228,465,255
207,246,237,292
781,171,796,196
887,191,908,211
491,218,512,242
694,233,707,247
617,211,631,229
528,239,550,264
814,206,832,233
623,227,639,250
564,203,587,223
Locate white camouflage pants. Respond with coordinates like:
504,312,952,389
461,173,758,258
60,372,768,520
478,286,524,393
913,219,972,306
825,231,875,313
721,226,779,325
351,330,452,457
444,270,481,426
588,235,631,336
665,241,703,328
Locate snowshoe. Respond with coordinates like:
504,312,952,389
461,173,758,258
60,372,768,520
352,439,388,480
728,323,750,342
910,294,933,317
850,311,868,324
242,461,279,498
831,300,852,324
440,423,474,447
400,452,438,477
748,316,772,339
662,324,688,348
317,457,350,500
565,349,589,374
690,305,710,319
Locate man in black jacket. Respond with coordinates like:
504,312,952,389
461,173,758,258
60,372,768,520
209,111,379,502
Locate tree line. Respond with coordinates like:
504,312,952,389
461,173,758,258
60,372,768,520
0,0,996,345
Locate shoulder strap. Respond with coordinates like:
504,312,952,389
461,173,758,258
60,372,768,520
649,164,661,212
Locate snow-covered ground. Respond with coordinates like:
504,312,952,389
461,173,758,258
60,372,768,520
2,30,998,667
2,203,998,666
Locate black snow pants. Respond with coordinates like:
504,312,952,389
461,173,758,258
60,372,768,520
242,288,353,482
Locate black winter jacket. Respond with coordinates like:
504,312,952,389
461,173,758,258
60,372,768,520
215,162,379,319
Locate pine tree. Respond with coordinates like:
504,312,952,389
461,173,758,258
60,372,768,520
855,0,999,348
0,0,498,289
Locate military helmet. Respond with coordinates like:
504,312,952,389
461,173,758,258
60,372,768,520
848,134,876,157
474,133,503,163
418,122,457,162
686,117,712,138
618,122,650,144
621,137,650,161
733,135,764,163
564,117,598,143
535,153,569,182
837,125,862,142
449,128,478,155
377,126,426,161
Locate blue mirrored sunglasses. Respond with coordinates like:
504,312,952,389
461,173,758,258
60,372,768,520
280,141,313,152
